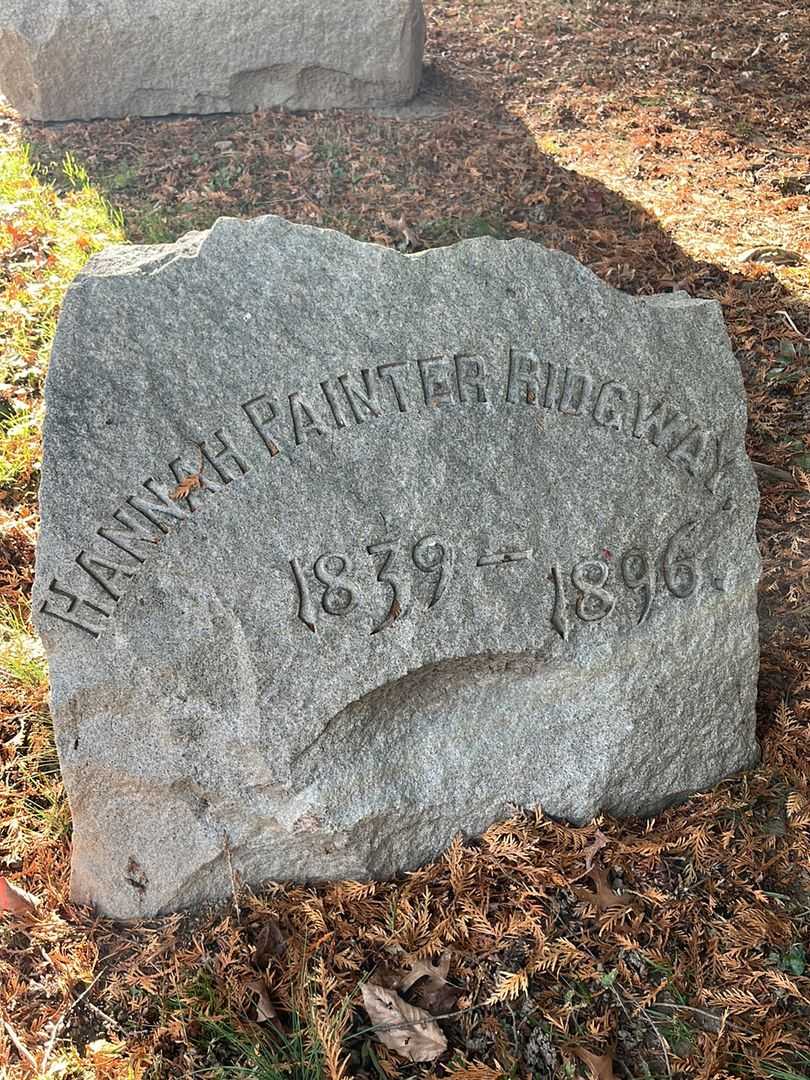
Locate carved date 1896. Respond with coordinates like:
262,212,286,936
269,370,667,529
289,522,700,638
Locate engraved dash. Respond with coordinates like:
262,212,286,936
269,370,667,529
477,548,534,567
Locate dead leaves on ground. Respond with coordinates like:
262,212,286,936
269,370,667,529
739,246,806,266
573,862,640,917
488,969,529,1004
360,982,448,1062
381,212,420,250
569,1044,617,1080
359,951,455,1061
0,876,38,916
245,977,279,1024
398,952,453,1008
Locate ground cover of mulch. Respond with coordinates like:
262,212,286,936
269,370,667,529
1,1,809,1077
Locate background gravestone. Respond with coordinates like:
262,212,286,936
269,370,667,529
33,215,761,919
0,0,425,121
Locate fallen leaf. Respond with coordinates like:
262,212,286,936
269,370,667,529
171,473,202,501
87,1038,126,1057
291,140,313,163
739,246,805,266
570,1045,617,1080
399,951,457,1012
590,866,629,912
360,981,447,1062
0,876,38,915
372,596,401,634
448,1066,505,1080
368,965,406,990
399,952,451,993
488,968,529,1003
245,977,278,1023
573,865,631,914
381,212,419,249
252,916,286,967
582,829,609,873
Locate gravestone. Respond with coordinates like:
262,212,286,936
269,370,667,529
34,216,761,919
0,0,425,121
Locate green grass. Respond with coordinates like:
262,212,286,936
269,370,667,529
647,1008,697,1057
0,699,70,861
0,145,124,376
0,601,46,689
105,161,141,192
193,1016,327,1080
0,143,125,494
169,967,355,1080
758,1054,810,1080
0,408,41,489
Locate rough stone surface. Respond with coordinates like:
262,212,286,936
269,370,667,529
34,215,761,919
0,0,425,121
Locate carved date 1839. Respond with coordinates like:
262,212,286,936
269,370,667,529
291,534,454,635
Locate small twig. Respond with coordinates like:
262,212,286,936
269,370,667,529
348,1001,486,1041
223,832,242,921
505,1001,519,1057
611,986,671,1080
40,966,107,1072
85,1000,126,1034
2,1016,37,1070
649,1002,732,1023
643,1010,673,1079
777,310,810,342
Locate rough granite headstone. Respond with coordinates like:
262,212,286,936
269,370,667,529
0,0,425,121
33,215,761,919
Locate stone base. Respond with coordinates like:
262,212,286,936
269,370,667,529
0,0,425,121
